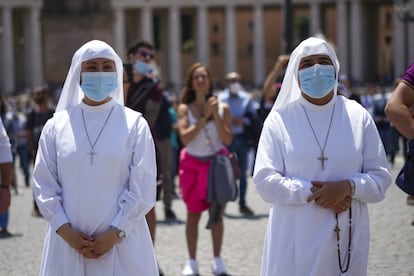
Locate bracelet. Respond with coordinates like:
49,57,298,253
348,179,356,197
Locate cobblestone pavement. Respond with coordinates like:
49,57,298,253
0,155,413,276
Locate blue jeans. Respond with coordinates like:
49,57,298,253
0,210,9,229
227,135,249,207
16,144,30,187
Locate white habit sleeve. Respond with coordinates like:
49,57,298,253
110,117,157,236
33,118,70,232
253,113,313,205
351,112,391,203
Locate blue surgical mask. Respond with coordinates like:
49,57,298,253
229,82,241,94
298,64,336,99
134,60,151,75
81,72,118,102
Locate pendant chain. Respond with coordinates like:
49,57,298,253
81,106,114,165
334,207,352,273
301,104,335,170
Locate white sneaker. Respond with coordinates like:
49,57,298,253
211,257,227,275
182,259,198,276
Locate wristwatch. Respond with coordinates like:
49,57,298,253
348,179,356,197
111,226,126,239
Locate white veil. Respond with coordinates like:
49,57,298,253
272,37,340,111
55,40,124,112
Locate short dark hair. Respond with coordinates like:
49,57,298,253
127,45,137,57
33,84,49,95
127,41,154,57
135,41,154,51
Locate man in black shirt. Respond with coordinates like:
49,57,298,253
124,41,175,276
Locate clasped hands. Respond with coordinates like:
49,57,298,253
203,96,219,119
57,223,120,259
307,180,352,213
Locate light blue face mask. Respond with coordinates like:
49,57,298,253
229,82,242,94
81,72,118,102
298,64,336,99
134,60,151,75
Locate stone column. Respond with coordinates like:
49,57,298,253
409,0,414,63
29,6,43,87
196,4,209,66
336,0,349,75
168,5,181,92
350,0,364,85
1,7,14,94
393,1,405,78
253,4,265,87
225,5,237,74
310,0,321,35
141,5,153,44
282,0,293,53
113,7,126,60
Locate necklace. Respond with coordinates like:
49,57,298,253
81,106,114,165
301,104,335,170
334,207,352,273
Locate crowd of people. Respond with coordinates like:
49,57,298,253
0,85,54,237
0,36,411,276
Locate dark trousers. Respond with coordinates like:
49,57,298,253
16,144,30,187
158,139,173,209
227,135,248,207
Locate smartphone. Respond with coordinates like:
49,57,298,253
205,93,213,101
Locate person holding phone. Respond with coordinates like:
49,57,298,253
177,63,233,276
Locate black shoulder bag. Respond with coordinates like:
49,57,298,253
396,138,414,196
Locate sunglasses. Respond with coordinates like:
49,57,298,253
138,50,154,60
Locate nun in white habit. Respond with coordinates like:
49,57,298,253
33,40,159,276
253,37,391,276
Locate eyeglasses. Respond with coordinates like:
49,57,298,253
138,50,154,60
193,74,208,80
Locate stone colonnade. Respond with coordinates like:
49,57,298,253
0,1,43,95
0,0,413,94
111,0,374,90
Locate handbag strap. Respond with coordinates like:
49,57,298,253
203,125,218,156
189,105,215,154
